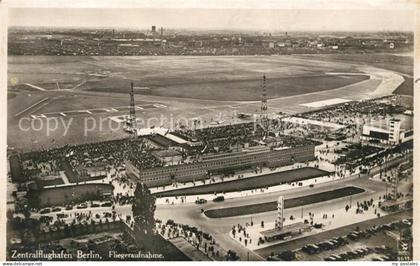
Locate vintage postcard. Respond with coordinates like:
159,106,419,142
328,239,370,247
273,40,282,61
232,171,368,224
1,0,418,262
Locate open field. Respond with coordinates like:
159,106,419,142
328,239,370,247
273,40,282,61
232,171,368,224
7,54,408,151
8,55,366,101
393,77,413,96
155,167,330,197
295,53,413,96
83,74,368,101
295,53,413,76
204,186,365,218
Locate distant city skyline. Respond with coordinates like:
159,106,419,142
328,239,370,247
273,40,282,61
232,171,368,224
8,8,416,32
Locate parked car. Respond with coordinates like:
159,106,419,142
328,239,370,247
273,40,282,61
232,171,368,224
40,208,51,214
318,242,333,251
382,223,393,231
330,254,342,261
347,232,360,240
337,236,349,245
101,202,113,207
324,256,337,261
313,223,323,229
202,232,212,241
213,196,225,202
51,207,61,212
267,256,282,261
302,244,320,254
333,254,347,261
76,203,88,209
346,251,358,259
195,199,207,204
400,219,412,226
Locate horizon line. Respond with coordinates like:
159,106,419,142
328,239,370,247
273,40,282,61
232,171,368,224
8,25,414,34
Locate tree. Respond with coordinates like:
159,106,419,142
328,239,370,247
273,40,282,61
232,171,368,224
6,209,14,220
132,182,156,235
23,209,31,220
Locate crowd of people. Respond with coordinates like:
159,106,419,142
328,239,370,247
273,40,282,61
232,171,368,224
174,122,263,155
297,96,406,126
174,121,318,157
334,144,383,165
157,220,225,260
19,138,164,182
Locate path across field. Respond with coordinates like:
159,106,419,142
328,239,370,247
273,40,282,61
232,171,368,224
154,167,331,197
204,186,365,218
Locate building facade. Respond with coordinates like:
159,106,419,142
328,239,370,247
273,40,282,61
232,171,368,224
126,144,315,187
362,118,413,145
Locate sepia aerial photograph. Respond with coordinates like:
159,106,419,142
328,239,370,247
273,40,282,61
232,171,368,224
4,1,416,262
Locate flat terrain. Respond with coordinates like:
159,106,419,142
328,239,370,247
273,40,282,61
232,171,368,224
154,167,330,197
84,74,368,101
7,54,409,151
8,55,366,101
295,53,414,96
394,77,413,96
204,186,365,218
295,53,413,76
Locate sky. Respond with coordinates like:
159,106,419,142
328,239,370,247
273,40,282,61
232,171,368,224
8,6,416,32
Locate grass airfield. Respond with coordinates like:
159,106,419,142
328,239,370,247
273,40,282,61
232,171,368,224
7,54,409,151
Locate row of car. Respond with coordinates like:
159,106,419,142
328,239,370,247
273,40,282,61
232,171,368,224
346,218,412,242
301,218,412,258
324,247,373,261
39,207,63,214
38,201,114,214
324,246,397,261
302,236,348,254
195,196,225,204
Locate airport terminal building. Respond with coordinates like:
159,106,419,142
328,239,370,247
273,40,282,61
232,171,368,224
126,144,315,187
361,117,413,145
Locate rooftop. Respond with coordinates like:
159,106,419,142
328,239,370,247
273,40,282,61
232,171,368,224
147,134,179,148
153,149,182,158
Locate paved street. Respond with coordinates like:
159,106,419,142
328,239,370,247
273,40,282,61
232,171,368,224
23,154,411,261
153,155,412,260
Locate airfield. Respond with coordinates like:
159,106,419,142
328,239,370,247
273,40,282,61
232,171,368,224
7,54,409,151
7,53,414,261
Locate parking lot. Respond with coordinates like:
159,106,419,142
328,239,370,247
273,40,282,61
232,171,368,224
257,210,412,259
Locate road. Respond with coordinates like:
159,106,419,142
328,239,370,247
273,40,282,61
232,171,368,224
27,156,411,261
154,177,385,261
153,155,412,261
